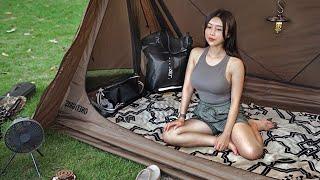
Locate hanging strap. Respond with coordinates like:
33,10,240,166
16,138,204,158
157,0,182,38
140,0,185,38
149,0,169,31
140,0,161,33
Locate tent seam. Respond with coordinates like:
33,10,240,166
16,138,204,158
289,52,320,82
187,0,206,16
240,48,284,81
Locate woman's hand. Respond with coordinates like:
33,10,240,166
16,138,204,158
215,133,231,151
164,118,185,132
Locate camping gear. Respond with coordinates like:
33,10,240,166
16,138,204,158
0,96,26,122
0,82,34,137
136,165,161,180
1,117,44,177
5,82,36,99
32,0,320,179
94,75,144,117
52,169,76,180
142,31,192,92
0,82,35,123
140,0,193,92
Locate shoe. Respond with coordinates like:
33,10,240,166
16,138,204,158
136,165,161,180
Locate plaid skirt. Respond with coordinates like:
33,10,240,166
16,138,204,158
193,100,248,134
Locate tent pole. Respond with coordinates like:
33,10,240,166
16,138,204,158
126,0,142,75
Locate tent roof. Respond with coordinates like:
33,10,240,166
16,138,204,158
89,0,320,89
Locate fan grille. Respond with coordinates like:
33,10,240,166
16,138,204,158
4,118,44,153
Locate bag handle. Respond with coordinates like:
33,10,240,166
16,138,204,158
165,31,192,55
138,81,145,94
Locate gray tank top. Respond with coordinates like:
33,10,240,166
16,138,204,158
191,48,231,104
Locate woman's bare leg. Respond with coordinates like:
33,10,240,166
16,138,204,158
247,119,277,144
248,119,277,131
163,119,238,154
231,122,264,160
247,121,263,144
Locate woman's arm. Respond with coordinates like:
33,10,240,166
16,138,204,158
223,58,245,136
178,48,200,115
164,48,202,131
215,57,245,151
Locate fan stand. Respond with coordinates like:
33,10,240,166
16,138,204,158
1,149,44,177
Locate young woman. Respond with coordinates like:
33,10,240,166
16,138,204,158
162,9,276,160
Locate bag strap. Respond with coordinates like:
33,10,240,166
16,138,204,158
157,0,183,38
149,0,169,32
142,0,182,38
140,0,161,33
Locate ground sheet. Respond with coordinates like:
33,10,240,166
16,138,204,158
108,92,320,179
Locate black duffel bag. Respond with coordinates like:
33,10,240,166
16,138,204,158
142,31,192,92
93,75,144,117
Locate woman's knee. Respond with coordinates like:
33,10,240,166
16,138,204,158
240,145,264,160
162,129,177,144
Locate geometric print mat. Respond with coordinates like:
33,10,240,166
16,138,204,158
108,92,320,179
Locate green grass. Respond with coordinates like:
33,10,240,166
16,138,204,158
0,0,143,179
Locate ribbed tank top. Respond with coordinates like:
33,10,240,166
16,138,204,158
191,48,231,104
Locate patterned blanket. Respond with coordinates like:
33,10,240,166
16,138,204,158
108,92,320,179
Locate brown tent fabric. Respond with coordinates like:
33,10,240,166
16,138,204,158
34,0,319,179
87,0,320,112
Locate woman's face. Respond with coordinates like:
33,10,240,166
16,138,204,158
205,17,225,47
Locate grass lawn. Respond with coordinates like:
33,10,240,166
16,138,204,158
0,0,144,179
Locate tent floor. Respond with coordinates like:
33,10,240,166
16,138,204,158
103,91,320,179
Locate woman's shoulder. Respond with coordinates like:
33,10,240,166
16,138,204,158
228,56,245,71
190,47,206,55
229,56,243,63
190,47,206,63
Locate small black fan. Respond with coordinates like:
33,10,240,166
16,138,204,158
1,117,44,177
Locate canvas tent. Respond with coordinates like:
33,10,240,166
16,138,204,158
33,0,320,179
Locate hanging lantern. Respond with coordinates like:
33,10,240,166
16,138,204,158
266,0,289,33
